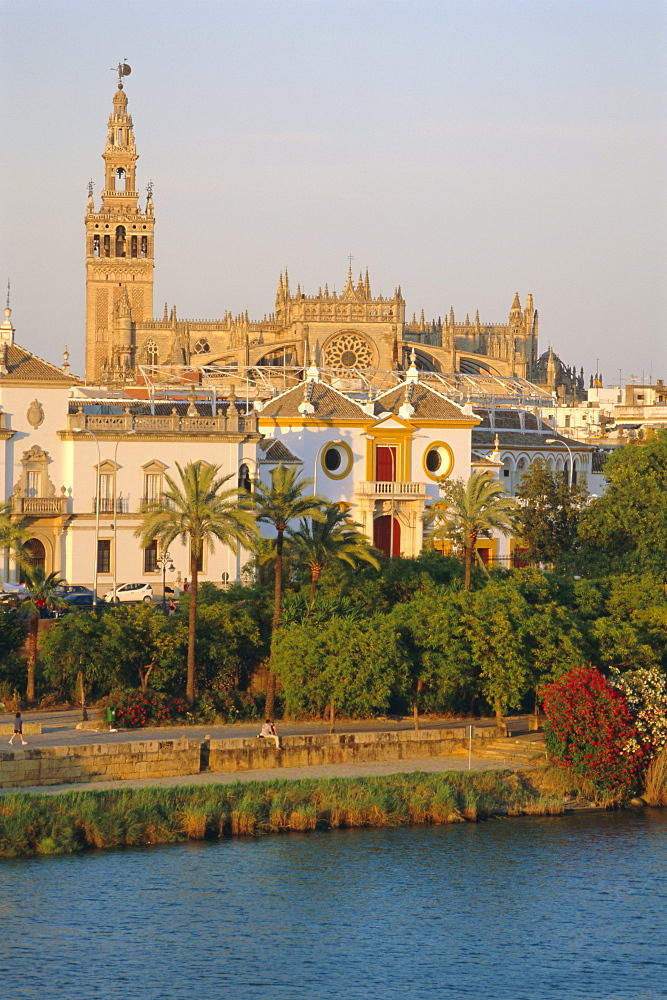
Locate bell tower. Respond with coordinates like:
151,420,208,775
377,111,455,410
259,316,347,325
85,64,155,383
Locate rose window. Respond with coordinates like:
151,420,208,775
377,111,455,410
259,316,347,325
323,333,374,371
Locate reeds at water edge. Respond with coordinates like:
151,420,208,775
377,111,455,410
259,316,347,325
0,770,568,859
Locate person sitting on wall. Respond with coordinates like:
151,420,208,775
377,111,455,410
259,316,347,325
257,719,281,750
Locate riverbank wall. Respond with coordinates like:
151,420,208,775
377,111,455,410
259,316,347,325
0,726,503,789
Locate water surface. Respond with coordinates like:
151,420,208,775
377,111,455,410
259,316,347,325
0,810,665,999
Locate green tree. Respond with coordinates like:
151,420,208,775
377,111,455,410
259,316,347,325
19,566,66,704
0,501,30,577
427,472,518,590
289,505,380,604
516,458,588,565
40,611,110,716
136,461,257,703
578,430,667,573
390,586,475,728
273,614,405,727
465,581,531,729
100,604,185,692
252,464,327,717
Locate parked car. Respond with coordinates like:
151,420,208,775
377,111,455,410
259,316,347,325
103,583,154,604
54,592,99,615
57,585,96,599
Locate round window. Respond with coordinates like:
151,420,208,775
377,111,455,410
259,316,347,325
324,448,342,472
321,441,353,480
423,442,454,481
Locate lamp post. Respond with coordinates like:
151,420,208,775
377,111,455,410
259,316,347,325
157,549,175,612
110,431,136,602
545,437,574,488
73,427,101,607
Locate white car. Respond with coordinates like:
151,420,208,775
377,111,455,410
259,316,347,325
103,583,154,604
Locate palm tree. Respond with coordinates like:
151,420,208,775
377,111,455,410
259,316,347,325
0,500,30,581
252,464,328,717
427,472,518,590
136,461,257,704
289,504,381,604
20,565,66,704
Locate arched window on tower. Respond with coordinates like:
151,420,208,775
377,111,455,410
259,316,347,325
141,236,148,258
238,464,252,493
145,341,158,366
116,167,126,186
130,235,137,258
103,235,111,257
93,234,100,257
115,225,126,258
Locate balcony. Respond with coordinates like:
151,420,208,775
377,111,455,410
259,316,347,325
355,481,428,500
92,497,130,514
12,496,68,516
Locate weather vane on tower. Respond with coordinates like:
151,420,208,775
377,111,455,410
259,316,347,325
111,60,132,88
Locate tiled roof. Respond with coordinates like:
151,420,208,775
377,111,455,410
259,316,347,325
258,438,302,463
376,381,471,421
471,451,500,466
1,344,75,384
259,382,367,421
472,429,592,451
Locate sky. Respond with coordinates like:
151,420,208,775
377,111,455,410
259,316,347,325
1,0,666,386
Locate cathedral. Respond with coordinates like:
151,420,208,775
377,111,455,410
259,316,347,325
86,74,542,390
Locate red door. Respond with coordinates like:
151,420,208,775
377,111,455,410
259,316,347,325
376,445,397,482
373,515,400,558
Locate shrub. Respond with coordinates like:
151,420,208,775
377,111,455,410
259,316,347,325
609,665,667,752
541,666,648,796
98,690,190,729
98,688,261,728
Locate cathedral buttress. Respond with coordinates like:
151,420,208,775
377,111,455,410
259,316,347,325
85,68,154,383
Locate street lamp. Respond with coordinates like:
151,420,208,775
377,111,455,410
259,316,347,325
157,549,175,612
545,437,573,488
73,427,101,607
110,431,136,602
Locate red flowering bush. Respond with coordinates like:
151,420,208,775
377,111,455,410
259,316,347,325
541,666,648,796
98,690,190,729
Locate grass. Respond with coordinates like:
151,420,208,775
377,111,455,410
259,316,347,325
643,749,667,807
0,770,567,859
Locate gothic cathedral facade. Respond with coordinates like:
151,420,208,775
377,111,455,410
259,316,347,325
85,80,540,388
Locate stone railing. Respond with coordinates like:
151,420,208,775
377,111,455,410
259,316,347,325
12,496,68,516
67,410,259,436
355,481,428,498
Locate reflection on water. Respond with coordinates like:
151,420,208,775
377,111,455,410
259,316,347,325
0,810,666,1000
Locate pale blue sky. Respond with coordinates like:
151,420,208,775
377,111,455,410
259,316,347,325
1,0,665,384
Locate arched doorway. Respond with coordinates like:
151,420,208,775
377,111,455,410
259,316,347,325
373,515,400,558
20,538,46,581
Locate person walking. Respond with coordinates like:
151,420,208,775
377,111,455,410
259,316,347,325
257,719,281,749
8,712,27,746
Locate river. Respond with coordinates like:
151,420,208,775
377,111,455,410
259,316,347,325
0,810,665,999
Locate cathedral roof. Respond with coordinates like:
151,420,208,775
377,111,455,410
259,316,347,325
259,382,368,421
375,381,472,421
0,343,76,386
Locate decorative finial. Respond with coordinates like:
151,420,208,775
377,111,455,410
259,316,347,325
62,345,70,375
5,279,9,310
87,180,94,198
112,61,132,89
146,180,153,198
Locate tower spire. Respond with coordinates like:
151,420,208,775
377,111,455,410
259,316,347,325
85,69,155,385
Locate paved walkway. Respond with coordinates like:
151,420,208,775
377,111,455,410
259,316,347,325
0,752,526,797
0,708,536,797
0,707,511,750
